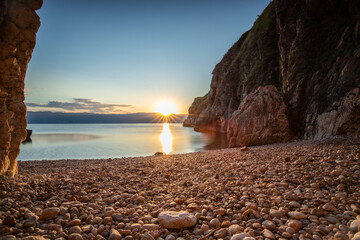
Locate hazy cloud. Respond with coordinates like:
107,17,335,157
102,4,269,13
27,98,132,114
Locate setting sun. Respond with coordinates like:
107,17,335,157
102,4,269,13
155,101,179,116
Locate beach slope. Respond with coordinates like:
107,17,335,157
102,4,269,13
0,137,359,239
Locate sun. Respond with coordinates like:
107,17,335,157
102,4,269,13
155,101,179,116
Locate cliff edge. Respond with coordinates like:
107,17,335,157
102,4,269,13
184,0,360,146
0,0,42,175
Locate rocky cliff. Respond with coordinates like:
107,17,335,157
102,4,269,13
184,0,360,146
0,0,42,176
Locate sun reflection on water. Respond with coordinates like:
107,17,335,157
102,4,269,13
160,123,173,154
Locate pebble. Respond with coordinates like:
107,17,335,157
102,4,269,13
142,224,160,231
352,232,360,240
68,233,83,240
120,229,132,236
3,216,16,226
158,211,197,229
165,235,176,240
287,211,307,219
228,224,242,234
103,217,112,224
69,219,81,226
323,202,337,211
263,229,275,239
1,139,359,240
262,220,276,230
39,207,60,220
69,226,82,234
350,220,360,232
269,209,283,218
210,218,221,228
109,229,122,240
231,232,250,240
23,214,38,227
286,220,303,231
214,228,227,238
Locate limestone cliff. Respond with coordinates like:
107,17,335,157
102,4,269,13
184,0,360,146
0,0,42,176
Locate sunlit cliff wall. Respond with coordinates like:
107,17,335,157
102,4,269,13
0,0,42,176
184,0,360,146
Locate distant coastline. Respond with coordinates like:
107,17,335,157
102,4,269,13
27,111,187,124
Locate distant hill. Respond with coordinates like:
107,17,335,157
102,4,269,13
27,111,187,124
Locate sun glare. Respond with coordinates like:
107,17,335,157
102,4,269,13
155,101,178,116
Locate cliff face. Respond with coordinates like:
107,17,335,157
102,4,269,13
184,0,360,146
0,0,42,176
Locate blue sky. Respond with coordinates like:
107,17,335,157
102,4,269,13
25,0,270,114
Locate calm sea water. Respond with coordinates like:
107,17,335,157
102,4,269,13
19,123,219,160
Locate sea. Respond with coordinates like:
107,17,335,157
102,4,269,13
18,123,226,161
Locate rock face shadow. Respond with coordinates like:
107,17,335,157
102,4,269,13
0,0,42,176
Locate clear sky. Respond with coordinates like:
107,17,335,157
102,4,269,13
25,0,270,114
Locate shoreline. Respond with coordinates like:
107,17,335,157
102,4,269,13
1,137,359,239
18,135,358,163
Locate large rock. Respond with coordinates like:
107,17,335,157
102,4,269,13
0,0,42,176
305,87,360,139
158,211,197,229
228,85,292,146
184,0,360,146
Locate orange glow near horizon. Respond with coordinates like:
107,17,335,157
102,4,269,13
160,123,173,154
154,101,179,116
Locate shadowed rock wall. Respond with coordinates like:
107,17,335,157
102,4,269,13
0,0,42,176
184,0,360,146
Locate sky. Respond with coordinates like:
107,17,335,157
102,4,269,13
25,0,271,114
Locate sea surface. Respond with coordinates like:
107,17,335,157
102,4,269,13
19,123,224,160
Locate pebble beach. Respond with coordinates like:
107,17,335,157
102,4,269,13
0,137,359,240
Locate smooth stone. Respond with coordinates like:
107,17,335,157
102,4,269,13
231,233,250,240
228,224,242,234
323,202,337,211
334,232,349,240
142,224,160,231
69,219,81,226
214,208,227,216
39,207,60,220
120,229,132,236
263,229,275,239
103,217,112,224
93,216,103,224
209,218,221,228
352,232,360,240
164,234,176,240
286,220,303,231
262,220,276,230
350,220,360,232
287,211,307,219
214,228,227,238
310,208,327,217
69,226,82,234
186,203,199,210
282,232,292,238
109,229,122,240
158,211,196,229
269,209,283,218
0,236,16,240
23,214,38,227
68,233,83,240
130,223,141,229
326,215,339,224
